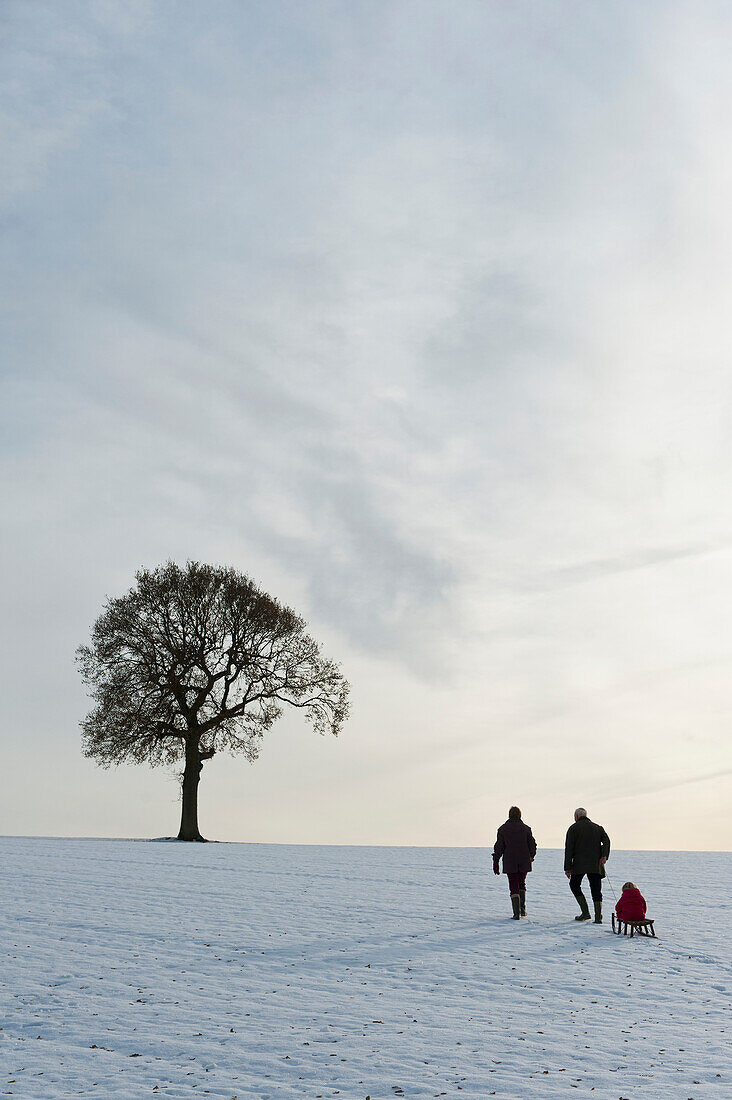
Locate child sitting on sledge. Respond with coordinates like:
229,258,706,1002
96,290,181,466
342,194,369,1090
615,881,647,922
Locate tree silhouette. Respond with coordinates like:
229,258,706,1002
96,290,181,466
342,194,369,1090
77,561,349,840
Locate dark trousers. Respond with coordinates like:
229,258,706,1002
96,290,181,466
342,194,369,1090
569,872,602,903
507,871,527,894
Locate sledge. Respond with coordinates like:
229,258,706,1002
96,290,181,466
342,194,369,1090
611,913,656,937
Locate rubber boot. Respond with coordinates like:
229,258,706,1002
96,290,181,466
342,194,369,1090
593,899,602,924
574,894,591,921
519,889,526,917
511,894,521,920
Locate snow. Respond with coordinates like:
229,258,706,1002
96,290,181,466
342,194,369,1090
1,837,730,1099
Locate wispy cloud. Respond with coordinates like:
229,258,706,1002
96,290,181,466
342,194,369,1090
536,540,730,590
597,766,732,803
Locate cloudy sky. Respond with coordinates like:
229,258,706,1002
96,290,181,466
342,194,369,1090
2,0,732,850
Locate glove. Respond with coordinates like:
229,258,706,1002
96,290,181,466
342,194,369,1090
493,860,500,876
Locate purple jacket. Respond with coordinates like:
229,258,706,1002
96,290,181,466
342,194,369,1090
493,819,537,874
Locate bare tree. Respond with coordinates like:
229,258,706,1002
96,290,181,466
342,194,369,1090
77,561,349,840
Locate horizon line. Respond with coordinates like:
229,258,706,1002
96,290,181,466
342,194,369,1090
1,833,730,854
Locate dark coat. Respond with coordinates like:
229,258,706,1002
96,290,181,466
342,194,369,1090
615,887,646,921
493,819,537,874
564,817,611,876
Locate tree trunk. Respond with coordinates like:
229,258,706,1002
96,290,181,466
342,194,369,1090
178,737,206,841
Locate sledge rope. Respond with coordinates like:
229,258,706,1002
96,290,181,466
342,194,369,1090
604,866,618,903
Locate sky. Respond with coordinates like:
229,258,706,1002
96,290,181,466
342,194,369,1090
2,0,732,851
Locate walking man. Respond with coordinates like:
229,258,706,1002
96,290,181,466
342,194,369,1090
493,806,537,919
564,807,611,923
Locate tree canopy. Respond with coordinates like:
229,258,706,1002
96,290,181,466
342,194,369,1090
77,561,349,839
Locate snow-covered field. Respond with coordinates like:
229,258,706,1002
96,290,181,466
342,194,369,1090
1,838,729,1099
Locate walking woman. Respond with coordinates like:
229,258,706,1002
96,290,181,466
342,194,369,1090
493,806,537,919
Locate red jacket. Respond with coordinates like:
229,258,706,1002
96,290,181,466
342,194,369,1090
615,887,647,921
